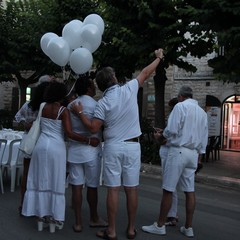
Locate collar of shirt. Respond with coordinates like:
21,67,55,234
103,84,119,97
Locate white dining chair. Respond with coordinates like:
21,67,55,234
0,139,8,194
1,139,23,192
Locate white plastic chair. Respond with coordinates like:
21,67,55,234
1,139,23,192
0,139,8,194
1,132,22,141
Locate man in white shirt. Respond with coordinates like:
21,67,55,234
72,48,164,239
67,77,106,232
142,85,208,238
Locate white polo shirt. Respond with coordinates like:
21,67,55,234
94,79,141,143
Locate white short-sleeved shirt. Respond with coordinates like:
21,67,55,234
67,95,102,163
163,98,208,154
94,79,141,143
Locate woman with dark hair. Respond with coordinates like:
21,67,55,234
15,80,52,214
21,81,100,233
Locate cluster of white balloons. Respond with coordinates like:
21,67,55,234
40,14,104,74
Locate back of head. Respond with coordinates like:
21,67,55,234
43,81,67,103
96,67,116,92
29,81,51,111
178,85,193,99
75,75,92,96
168,97,178,111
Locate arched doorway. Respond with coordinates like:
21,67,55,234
222,95,240,151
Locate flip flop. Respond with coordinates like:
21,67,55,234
96,229,118,240
126,228,137,239
90,218,108,228
72,224,82,233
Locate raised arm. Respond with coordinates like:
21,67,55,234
137,48,164,87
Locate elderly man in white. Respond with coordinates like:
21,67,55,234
142,85,208,238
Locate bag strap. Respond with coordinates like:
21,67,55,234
38,102,46,118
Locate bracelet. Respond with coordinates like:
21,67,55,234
78,111,83,115
88,138,91,145
157,57,162,60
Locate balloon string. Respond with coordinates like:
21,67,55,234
62,67,66,81
65,72,78,97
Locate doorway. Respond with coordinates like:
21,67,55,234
222,95,240,151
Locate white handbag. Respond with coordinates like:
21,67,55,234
19,102,46,155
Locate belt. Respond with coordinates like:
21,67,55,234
124,137,139,142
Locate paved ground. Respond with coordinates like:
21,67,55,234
0,150,239,240
141,150,240,191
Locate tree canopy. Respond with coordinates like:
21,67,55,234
0,0,239,116
183,0,240,83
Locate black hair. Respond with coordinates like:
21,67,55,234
75,75,92,96
168,97,178,110
43,81,67,103
28,82,51,111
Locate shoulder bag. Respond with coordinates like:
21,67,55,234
19,102,46,155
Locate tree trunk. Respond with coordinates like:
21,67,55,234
15,74,29,108
154,63,167,129
15,72,40,108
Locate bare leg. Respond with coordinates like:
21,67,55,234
87,187,99,222
167,190,178,218
72,184,83,230
20,158,31,207
158,189,173,226
103,186,119,238
185,192,195,228
124,186,138,236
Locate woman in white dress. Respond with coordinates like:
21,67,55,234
15,80,52,214
21,81,100,233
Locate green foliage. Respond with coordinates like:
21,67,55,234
177,0,240,83
95,0,217,80
0,0,59,82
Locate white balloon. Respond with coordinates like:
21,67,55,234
47,37,71,67
70,48,93,74
40,32,58,56
80,24,102,53
62,19,83,50
83,13,105,35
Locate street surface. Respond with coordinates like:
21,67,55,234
0,174,239,240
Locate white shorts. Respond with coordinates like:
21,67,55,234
162,146,198,192
159,145,169,168
103,142,141,187
68,158,101,187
